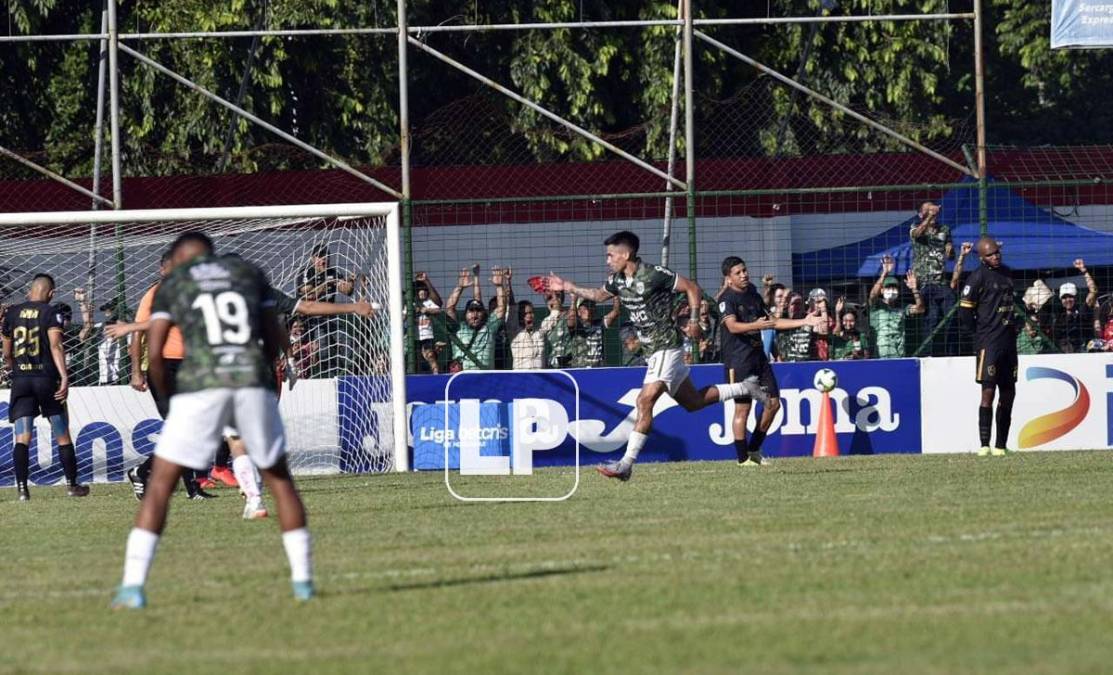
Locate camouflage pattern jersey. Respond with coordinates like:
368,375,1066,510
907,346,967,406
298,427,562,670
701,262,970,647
150,254,277,394
603,259,682,356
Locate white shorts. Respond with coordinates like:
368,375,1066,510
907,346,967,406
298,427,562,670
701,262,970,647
155,388,286,471
643,347,691,396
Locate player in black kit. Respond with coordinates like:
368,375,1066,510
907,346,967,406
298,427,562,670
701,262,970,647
1,274,89,500
958,236,1020,456
718,257,824,465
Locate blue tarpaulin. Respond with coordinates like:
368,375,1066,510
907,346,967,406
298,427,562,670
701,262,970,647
792,179,1113,285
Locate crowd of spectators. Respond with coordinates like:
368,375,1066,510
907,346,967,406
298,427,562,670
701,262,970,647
409,203,1111,374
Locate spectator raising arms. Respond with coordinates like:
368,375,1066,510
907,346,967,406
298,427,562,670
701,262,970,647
910,201,955,354
413,272,443,374
445,265,507,370
831,297,869,360
869,255,925,359
1049,258,1099,353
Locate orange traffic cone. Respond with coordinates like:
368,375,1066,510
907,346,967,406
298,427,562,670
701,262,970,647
812,391,840,458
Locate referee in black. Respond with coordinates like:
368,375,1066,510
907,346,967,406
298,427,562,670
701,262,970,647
958,236,1021,456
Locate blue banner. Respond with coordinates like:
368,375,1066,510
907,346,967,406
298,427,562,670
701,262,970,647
1052,0,1113,49
403,360,922,470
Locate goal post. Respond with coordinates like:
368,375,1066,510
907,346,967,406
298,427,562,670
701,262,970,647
0,202,408,483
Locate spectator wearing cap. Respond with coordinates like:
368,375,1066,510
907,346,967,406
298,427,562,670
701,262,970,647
55,298,98,386
619,324,647,366
868,255,925,359
445,265,507,370
909,201,955,354
568,297,620,368
1049,258,1099,353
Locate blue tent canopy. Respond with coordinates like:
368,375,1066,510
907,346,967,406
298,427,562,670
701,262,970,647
791,179,1113,285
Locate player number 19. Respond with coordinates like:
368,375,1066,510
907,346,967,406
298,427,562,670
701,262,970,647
192,291,251,345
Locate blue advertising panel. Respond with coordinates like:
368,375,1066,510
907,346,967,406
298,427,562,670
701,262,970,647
1052,0,1113,49
404,359,921,470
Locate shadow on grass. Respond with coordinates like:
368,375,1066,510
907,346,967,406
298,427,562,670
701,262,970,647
384,563,610,593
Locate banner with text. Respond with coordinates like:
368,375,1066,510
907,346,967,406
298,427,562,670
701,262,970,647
1052,0,1113,49
407,360,922,470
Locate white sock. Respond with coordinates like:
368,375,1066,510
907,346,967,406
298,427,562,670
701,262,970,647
622,431,648,466
281,528,313,583
121,528,160,587
715,382,746,401
232,455,261,500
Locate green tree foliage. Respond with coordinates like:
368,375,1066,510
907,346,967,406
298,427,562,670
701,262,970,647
0,0,1108,179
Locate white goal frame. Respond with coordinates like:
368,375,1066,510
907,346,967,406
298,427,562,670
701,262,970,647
0,202,409,473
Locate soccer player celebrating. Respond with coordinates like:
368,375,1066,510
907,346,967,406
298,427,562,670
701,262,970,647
544,231,754,481
1,274,89,500
958,236,1021,456
719,257,825,466
112,233,313,609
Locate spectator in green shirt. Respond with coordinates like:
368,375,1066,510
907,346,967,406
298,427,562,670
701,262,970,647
1017,314,1051,355
830,297,870,360
910,201,955,354
868,255,925,359
445,265,507,370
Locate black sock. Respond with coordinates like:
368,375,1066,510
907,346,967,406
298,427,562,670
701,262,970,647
749,430,767,454
733,438,749,462
214,441,231,468
995,392,1015,449
978,406,993,447
58,443,78,486
136,456,153,481
13,442,30,490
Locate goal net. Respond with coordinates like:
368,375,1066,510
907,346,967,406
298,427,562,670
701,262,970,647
0,203,406,486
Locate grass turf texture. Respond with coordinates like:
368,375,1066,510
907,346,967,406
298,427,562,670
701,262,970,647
3,452,1113,674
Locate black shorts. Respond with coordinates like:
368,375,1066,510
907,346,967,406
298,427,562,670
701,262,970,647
975,342,1018,385
148,358,183,419
723,359,780,402
8,377,66,422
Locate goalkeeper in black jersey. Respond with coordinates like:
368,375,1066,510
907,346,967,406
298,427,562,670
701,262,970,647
958,236,1021,456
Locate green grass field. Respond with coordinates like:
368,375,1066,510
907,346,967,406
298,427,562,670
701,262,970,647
4,452,1113,674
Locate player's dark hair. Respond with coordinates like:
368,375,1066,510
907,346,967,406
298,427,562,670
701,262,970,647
721,256,745,276
169,231,214,255
32,273,55,289
604,230,639,255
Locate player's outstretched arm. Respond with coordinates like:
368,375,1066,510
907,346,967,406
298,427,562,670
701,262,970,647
47,328,68,401
722,315,776,335
772,313,825,332
105,320,150,339
545,273,614,303
297,300,376,318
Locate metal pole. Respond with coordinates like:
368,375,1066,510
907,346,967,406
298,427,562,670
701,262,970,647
408,37,687,190
107,0,122,209
683,0,697,284
0,145,113,207
973,0,989,234
661,0,683,268
90,4,108,308
398,0,417,376
695,30,977,179
119,43,403,199
217,12,267,173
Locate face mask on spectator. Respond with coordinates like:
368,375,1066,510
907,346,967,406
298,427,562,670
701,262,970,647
882,288,899,302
